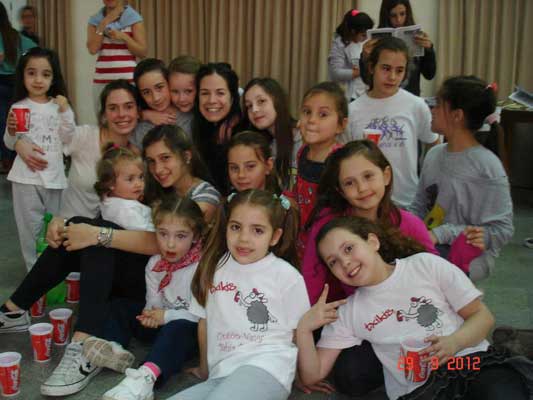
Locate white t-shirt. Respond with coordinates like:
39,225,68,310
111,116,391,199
144,255,199,324
60,125,101,218
344,89,439,208
318,253,489,400
189,252,310,392
344,41,367,100
5,98,76,189
100,197,155,231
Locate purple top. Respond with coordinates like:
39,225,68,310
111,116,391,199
302,208,438,305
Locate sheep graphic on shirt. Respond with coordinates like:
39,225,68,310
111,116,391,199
397,296,443,331
234,288,278,332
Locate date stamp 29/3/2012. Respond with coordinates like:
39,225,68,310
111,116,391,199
397,355,481,372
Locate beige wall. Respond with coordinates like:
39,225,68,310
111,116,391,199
70,0,440,124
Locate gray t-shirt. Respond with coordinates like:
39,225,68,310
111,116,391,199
131,111,193,148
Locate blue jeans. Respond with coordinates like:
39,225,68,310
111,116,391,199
103,297,198,384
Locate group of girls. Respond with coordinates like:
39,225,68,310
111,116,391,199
0,8,528,400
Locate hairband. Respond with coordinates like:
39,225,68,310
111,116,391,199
227,192,291,210
486,82,498,92
351,9,360,17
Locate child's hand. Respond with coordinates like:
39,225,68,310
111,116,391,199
362,38,378,59
351,66,360,79
53,95,69,113
295,373,335,394
420,334,460,366
46,216,66,248
297,284,347,333
7,111,17,136
142,109,177,126
136,308,165,328
185,366,208,381
14,138,47,171
464,226,485,250
106,29,126,41
414,31,433,49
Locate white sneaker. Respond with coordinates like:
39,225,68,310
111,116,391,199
83,336,135,373
0,309,30,333
102,366,156,400
40,341,102,396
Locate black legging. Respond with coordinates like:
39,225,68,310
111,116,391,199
10,217,149,338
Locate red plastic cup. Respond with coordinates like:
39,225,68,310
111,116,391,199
66,272,80,304
30,295,46,318
0,352,21,397
29,323,53,362
11,106,31,134
49,308,72,346
400,337,430,383
363,129,383,145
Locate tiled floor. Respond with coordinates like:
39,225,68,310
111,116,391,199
0,176,532,399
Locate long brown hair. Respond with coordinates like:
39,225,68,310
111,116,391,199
191,189,299,306
378,0,416,28
306,140,400,230
0,2,20,66
316,216,425,265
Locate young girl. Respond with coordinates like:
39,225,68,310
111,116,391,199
344,37,439,208
303,140,437,306
192,62,242,195
227,130,280,194
169,189,308,400
142,124,221,223
4,47,75,271
293,81,347,256
328,9,374,102
242,78,301,190
131,58,178,147
167,55,202,139
410,76,514,281
297,216,533,400
83,196,205,400
94,143,154,232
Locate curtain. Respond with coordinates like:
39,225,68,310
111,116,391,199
27,0,73,99
129,0,357,112
437,0,533,99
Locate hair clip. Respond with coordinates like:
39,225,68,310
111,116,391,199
486,82,498,92
112,143,121,150
273,194,291,210
227,192,237,203
351,9,360,16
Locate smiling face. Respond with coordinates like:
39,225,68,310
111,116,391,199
144,140,190,189
369,49,407,99
244,85,277,132
338,154,391,220
318,227,382,287
198,73,232,123
24,57,53,102
226,203,282,264
110,160,145,201
104,89,139,136
156,214,195,263
228,145,273,192
138,71,171,112
299,93,346,147
389,4,407,28
169,72,196,113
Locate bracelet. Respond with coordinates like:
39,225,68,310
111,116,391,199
97,227,114,247
95,29,104,36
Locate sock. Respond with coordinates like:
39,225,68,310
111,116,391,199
1,304,23,317
142,362,161,380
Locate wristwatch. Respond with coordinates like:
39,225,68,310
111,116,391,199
96,227,113,247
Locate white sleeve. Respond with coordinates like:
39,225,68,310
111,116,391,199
318,298,362,349
144,257,163,309
281,275,310,329
112,205,155,231
63,125,92,156
57,107,76,145
189,294,207,319
430,254,483,312
3,106,17,150
416,101,439,144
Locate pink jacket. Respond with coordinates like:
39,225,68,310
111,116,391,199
302,208,438,305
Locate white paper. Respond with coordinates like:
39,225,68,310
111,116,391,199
368,25,424,58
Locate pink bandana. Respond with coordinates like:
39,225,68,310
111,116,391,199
152,240,202,292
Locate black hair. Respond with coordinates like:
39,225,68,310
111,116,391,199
378,0,416,28
437,75,497,132
133,58,169,110
366,36,409,90
19,5,37,18
0,3,19,66
335,10,374,44
13,47,67,103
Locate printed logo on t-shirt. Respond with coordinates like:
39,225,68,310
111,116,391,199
365,117,406,148
396,296,443,331
234,288,278,332
173,296,189,311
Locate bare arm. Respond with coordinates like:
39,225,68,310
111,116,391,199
186,318,209,380
87,24,105,55
197,202,217,224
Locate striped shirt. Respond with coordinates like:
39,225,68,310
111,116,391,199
188,181,221,206
93,25,136,84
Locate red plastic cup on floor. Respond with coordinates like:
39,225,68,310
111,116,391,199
363,129,383,145
11,106,31,134
49,308,72,346
66,272,80,303
400,336,430,383
0,352,21,397
29,323,53,362
30,295,46,318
